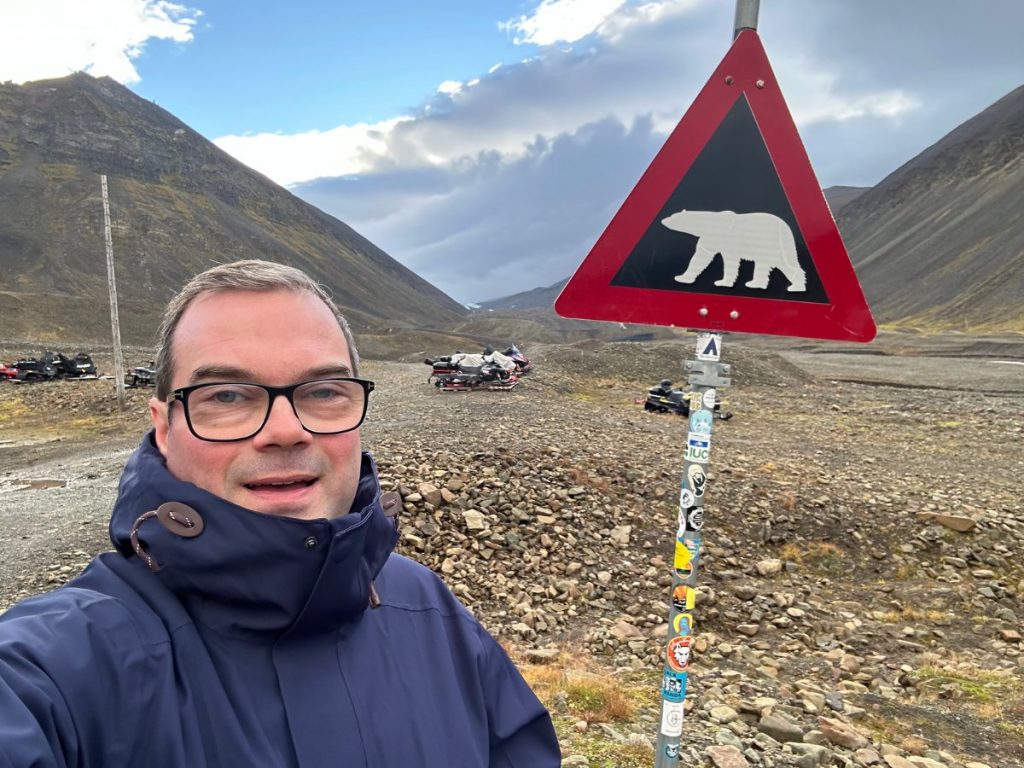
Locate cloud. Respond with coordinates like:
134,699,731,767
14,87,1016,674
500,0,628,46
0,1,200,85
214,117,412,187
298,116,666,302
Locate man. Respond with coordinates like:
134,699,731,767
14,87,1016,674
0,260,560,767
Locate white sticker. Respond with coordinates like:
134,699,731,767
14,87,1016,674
679,489,694,508
685,445,710,464
660,700,685,737
695,332,721,361
687,432,711,450
703,388,716,410
688,465,707,497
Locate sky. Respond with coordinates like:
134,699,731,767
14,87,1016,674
2,0,1022,304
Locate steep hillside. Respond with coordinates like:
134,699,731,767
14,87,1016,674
838,85,1024,333
0,74,465,344
823,185,869,213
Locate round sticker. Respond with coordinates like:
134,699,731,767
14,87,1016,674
689,409,713,434
672,584,694,611
679,488,694,508
667,636,692,673
703,388,716,409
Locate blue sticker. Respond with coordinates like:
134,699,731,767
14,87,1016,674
689,409,713,434
687,432,711,450
662,670,687,702
665,742,680,758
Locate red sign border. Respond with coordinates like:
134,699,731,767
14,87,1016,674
555,30,876,342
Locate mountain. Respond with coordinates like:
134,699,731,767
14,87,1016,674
480,89,1023,335
0,73,465,345
838,85,1024,333
478,278,567,311
823,185,869,213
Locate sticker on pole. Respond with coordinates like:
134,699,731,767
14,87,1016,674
696,333,721,361
555,30,875,342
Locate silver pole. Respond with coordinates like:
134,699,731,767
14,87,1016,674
101,174,126,408
733,0,760,39
653,334,731,768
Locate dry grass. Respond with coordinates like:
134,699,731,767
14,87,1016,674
874,606,949,623
779,540,846,574
515,647,638,723
507,644,667,765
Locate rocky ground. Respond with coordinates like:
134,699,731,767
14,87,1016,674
1,336,1022,768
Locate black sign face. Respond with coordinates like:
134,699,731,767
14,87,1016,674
611,95,828,304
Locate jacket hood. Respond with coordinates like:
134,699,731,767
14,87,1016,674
109,432,398,639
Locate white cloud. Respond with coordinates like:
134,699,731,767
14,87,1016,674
0,0,200,85
436,80,463,95
213,117,411,187
501,0,628,45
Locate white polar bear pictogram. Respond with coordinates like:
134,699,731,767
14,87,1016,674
661,209,807,292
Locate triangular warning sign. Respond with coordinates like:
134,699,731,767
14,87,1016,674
555,30,875,342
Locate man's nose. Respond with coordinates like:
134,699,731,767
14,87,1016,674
252,393,312,448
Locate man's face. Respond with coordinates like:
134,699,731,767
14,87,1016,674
150,289,363,521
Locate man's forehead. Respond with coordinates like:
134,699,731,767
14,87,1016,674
172,289,352,383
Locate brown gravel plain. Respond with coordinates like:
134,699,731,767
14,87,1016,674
1,334,1022,767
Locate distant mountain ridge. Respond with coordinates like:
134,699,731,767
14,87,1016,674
479,86,1023,334
838,84,1024,333
0,73,465,344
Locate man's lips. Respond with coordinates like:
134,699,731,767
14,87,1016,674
243,476,318,491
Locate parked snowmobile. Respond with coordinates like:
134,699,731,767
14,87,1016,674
12,357,58,383
644,379,732,420
503,345,533,374
125,362,157,388
424,352,519,391
53,352,98,378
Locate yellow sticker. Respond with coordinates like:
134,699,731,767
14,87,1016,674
672,584,696,611
673,613,695,635
674,540,692,571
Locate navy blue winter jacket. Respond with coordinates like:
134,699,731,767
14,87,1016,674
0,434,560,766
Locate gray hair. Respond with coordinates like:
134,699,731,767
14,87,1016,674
154,260,360,399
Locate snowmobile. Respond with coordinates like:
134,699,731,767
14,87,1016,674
12,357,58,383
53,352,98,378
125,363,157,388
424,352,519,391
643,380,732,420
503,345,533,374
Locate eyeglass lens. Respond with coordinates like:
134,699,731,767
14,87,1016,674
185,380,366,440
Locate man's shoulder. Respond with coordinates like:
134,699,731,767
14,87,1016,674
0,554,172,655
374,554,475,620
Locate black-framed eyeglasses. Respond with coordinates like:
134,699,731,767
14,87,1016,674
166,378,374,442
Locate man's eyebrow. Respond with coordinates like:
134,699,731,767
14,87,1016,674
189,365,255,383
187,364,354,383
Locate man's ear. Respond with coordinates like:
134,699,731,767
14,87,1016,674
150,397,170,457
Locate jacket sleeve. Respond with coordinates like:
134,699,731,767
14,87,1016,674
0,591,150,768
0,605,80,768
477,629,562,768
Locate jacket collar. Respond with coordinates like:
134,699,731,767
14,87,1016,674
109,432,398,639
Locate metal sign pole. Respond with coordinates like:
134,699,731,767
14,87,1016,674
654,333,730,767
733,0,760,38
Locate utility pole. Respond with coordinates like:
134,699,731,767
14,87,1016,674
101,174,126,407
